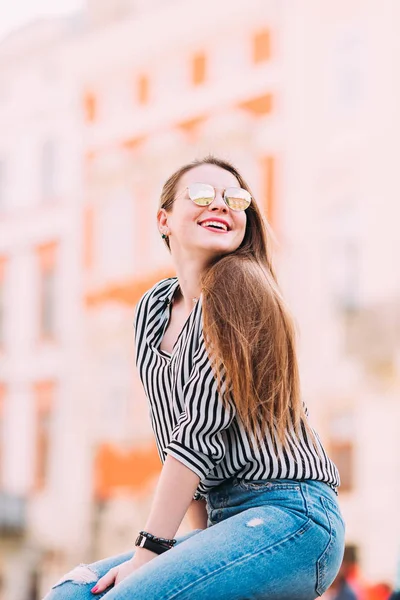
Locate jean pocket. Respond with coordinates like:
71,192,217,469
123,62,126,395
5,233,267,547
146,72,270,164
315,496,345,596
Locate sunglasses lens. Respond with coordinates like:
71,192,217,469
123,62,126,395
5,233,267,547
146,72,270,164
188,183,214,206
224,188,252,211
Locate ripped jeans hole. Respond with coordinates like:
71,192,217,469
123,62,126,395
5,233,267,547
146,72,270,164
246,517,264,527
53,564,99,586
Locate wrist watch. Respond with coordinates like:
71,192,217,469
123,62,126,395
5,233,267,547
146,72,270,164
134,533,170,555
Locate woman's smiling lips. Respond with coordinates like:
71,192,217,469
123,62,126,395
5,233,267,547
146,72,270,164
197,217,231,233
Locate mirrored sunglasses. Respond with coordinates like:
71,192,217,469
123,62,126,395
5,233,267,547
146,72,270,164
185,183,252,212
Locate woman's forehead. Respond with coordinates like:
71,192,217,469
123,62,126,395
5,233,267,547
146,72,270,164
178,164,240,189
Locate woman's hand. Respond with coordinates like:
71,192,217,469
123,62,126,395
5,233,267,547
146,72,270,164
91,457,200,595
91,549,156,594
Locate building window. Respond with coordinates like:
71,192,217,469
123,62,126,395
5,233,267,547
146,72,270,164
339,240,359,313
191,53,207,86
41,270,56,338
33,381,54,490
96,187,135,280
331,29,365,119
36,242,58,340
41,140,58,201
252,29,271,63
327,202,361,314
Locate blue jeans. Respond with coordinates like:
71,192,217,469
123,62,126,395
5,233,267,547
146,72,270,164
43,479,345,600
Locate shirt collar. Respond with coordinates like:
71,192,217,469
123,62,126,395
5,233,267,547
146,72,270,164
157,277,180,306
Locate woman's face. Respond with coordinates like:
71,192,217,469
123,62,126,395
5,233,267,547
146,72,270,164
159,164,248,261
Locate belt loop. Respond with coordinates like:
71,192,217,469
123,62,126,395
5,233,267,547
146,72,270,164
299,481,313,520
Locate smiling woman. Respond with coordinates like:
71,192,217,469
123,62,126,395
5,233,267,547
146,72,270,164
157,161,249,265
43,156,345,600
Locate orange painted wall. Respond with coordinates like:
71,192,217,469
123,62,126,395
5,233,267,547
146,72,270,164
238,93,273,116
176,115,206,143
94,442,161,500
191,53,207,86
252,29,271,63
85,268,174,308
137,74,150,105
260,155,275,226
83,91,97,123
36,241,57,272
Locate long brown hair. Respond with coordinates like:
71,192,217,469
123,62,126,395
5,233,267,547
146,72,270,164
159,156,317,450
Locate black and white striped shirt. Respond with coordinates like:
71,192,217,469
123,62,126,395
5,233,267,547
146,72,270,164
134,277,340,499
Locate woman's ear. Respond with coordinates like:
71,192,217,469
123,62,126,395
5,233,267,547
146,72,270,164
157,208,169,232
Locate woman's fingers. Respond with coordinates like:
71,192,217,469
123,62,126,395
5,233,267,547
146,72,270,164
91,567,117,594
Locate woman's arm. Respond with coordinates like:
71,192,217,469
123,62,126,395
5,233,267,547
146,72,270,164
92,455,201,592
141,454,200,540
186,497,208,530
128,455,200,565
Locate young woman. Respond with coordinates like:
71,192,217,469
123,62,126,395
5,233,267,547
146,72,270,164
44,156,345,600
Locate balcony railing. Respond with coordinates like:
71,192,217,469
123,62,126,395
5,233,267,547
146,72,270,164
0,492,26,535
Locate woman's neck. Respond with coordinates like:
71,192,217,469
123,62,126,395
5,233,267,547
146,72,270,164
173,260,204,313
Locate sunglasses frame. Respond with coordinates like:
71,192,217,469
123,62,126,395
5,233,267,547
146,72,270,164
176,182,252,212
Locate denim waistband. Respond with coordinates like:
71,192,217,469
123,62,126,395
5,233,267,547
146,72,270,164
207,477,339,502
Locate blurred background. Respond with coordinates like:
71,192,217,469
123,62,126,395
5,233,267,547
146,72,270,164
0,1,399,598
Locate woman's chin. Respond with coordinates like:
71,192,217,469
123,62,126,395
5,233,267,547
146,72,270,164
196,242,237,259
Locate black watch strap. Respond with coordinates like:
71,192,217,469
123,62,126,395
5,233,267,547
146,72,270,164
135,533,170,555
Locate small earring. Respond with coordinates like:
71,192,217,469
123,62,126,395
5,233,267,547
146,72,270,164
161,231,169,239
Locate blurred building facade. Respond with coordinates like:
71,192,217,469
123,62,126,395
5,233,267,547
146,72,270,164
0,1,399,598
0,14,92,600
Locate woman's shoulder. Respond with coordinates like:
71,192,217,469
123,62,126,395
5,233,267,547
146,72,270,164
134,276,177,321
141,276,177,300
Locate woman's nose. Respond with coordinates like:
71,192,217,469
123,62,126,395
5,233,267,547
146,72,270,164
211,192,228,211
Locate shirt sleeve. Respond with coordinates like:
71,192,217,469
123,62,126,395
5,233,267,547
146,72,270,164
165,335,236,481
